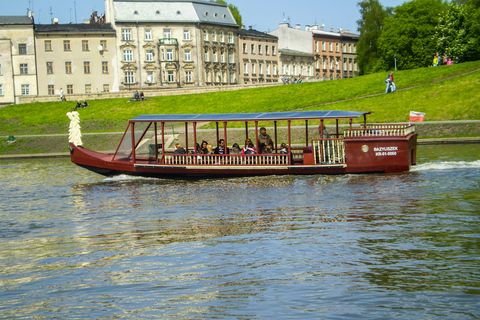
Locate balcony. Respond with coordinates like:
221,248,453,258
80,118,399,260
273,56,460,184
159,38,178,46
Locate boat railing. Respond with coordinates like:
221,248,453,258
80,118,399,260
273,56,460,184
163,153,290,166
344,124,415,138
312,138,346,164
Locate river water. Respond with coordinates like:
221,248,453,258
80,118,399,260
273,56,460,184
1,144,479,319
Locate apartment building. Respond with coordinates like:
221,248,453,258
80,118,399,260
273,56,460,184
340,32,359,78
0,15,37,105
105,0,240,90
238,27,279,84
34,23,117,98
311,28,342,80
269,23,314,80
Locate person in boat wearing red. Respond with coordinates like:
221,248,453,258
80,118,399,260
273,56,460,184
214,139,230,154
173,143,186,154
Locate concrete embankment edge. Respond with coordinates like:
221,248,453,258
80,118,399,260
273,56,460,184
1,137,479,160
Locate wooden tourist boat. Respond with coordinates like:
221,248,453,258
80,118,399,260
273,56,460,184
68,110,417,178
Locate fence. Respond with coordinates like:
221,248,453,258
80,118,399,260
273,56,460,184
344,124,415,138
163,153,289,166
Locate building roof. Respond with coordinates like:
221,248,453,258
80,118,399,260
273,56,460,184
238,28,278,40
35,23,116,34
130,110,370,122
278,48,314,57
112,0,237,26
0,16,33,25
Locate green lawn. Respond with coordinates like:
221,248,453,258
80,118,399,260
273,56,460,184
1,61,479,136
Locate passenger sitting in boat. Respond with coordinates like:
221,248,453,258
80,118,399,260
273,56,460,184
173,143,186,154
258,127,273,153
206,144,214,154
280,143,288,154
231,143,241,154
214,139,230,154
192,142,202,154
263,144,273,154
200,140,208,154
243,142,256,155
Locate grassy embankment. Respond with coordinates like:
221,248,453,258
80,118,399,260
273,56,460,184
1,61,479,155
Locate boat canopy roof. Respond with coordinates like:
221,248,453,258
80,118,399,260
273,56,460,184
130,110,371,123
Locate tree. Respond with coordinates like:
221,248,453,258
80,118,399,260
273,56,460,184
375,0,447,71
433,3,480,62
356,0,390,75
216,0,242,27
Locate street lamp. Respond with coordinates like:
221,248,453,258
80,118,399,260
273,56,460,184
394,53,397,72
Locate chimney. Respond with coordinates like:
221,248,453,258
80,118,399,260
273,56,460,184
295,24,301,29
249,25,252,30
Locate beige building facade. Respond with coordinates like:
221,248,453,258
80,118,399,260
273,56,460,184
105,0,240,91
0,15,37,105
34,23,118,98
340,32,359,78
238,27,279,84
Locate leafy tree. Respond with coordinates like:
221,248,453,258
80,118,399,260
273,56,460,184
433,2,480,62
216,0,242,27
356,0,390,75
375,0,447,71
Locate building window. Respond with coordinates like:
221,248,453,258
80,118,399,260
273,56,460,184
212,30,217,42
203,30,208,41
48,85,55,95
20,63,28,75
145,29,152,40
184,29,190,40
322,41,326,51
46,62,53,74
244,63,248,74
147,71,154,83
265,45,269,55
329,42,333,52
125,71,135,84
167,70,174,82
251,44,255,54
21,84,29,95
146,49,154,62
122,29,132,41
18,44,27,55
0,63,2,75
251,63,256,74
65,62,72,74
243,43,247,54
103,84,110,92
204,49,209,62
82,40,89,51
259,63,263,75
166,49,173,61
67,84,73,94
228,52,233,63
221,52,225,63
84,61,91,74
266,64,270,75
213,50,217,62
164,29,171,44
220,31,224,43
228,32,233,43
45,40,52,51
85,84,92,93
64,40,71,51
0,84,3,96
184,49,191,61
272,46,276,56
258,44,262,55
102,61,109,74
336,43,339,53
185,70,192,83
100,40,107,51
315,41,319,52
123,50,133,62
229,72,235,83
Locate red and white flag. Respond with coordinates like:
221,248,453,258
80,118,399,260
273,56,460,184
409,111,425,122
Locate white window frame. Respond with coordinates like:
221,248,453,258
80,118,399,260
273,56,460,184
21,84,29,95
212,30,217,42
203,30,208,41
184,29,190,40
147,71,154,83
145,29,152,41
185,70,192,83
167,70,174,83
220,31,224,43
0,84,3,96
213,50,217,62
164,29,171,44
125,71,135,84
166,49,173,61
122,29,132,41
184,49,191,62
146,50,154,62
123,50,133,62
228,52,234,63
204,49,209,62
228,32,233,43
244,63,248,74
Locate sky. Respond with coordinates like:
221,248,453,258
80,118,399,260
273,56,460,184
7,0,406,33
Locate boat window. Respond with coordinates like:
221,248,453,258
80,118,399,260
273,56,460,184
113,124,134,162
135,123,159,159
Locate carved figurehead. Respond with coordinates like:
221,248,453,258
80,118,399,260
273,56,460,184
66,110,83,146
